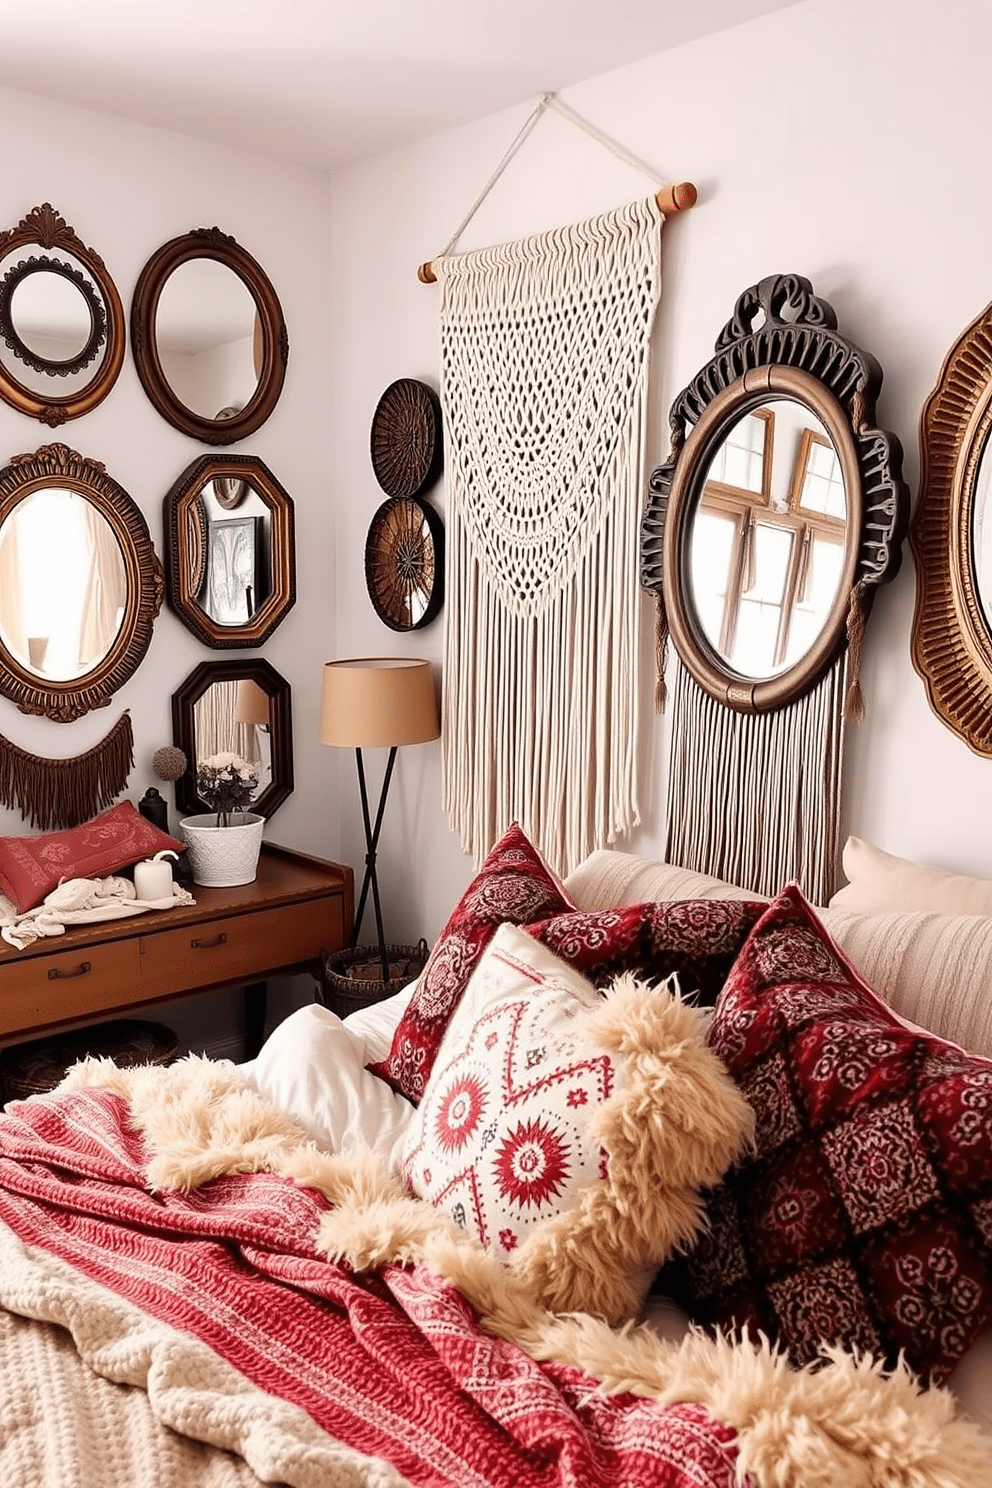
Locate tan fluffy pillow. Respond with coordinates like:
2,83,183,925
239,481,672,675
829,836,992,916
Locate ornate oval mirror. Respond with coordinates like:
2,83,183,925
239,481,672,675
131,227,288,445
172,658,293,819
163,453,295,647
641,274,909,711
912,297,992,754
0,443,164,720
0,204,125,425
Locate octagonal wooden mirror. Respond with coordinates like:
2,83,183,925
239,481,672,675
163,452,295,647
172,657,294,819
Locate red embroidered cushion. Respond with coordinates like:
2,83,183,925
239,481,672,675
525,900,766,1005
669,884,992,1384
0,802,184,913
368,824,573,1103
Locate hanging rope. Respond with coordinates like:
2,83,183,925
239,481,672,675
0,710,134,831
418,93,695,282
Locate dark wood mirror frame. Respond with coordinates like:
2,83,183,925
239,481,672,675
0,203,126,426
641,273,909,712
163,453,296,648
172,657,294,820
0,443,163,722
912,298,992,755
130,226,288,445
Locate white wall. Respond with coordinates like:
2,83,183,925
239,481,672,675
0,84,343,1052
6,0,992,1052
326,0,992,952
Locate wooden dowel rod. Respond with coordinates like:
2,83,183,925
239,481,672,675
417,181,697,284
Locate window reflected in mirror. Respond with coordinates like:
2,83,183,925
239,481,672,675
689,400,846,680
0,487,127,681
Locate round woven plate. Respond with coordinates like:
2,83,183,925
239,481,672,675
369,378,443,498
365,495,444,631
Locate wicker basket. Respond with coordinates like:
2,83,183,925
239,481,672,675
0,1018,178,1105
320,940,428,1019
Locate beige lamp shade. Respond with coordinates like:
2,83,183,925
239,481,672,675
319,657,439,749
234,677,271,725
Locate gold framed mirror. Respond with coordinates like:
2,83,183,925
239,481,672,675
171,657,294,819
163,453,295,647
0,204,126,426
641,274,909,711
0,443,164,721
130,227,288,445
912,298,992,754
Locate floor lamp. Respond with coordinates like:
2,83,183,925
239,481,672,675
318,658,440,983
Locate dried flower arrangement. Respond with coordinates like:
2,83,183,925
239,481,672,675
195,752,259,827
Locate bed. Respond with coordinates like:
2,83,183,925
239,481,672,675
0,824,990,1488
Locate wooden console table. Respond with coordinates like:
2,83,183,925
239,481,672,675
0,844,353,1059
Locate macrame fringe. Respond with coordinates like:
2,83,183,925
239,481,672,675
664,660,845,905
439,198,663,875
0,710,134,831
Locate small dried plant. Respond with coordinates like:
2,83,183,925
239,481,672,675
196,752,259,827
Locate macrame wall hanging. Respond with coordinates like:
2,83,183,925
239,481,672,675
640,275,909,905
0,709,134,830
423,94,695,874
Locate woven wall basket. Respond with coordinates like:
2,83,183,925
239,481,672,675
180,812,264,887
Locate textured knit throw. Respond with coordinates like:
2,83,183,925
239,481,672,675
437,197,663,873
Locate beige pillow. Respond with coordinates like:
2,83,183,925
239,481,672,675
829,836,992,915
563,849,762,910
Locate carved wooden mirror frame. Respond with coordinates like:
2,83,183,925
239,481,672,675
641,273,909,711
911,299,992,754
0,443,164,721
163,452,296,647
0,203,126,425
171,657,294,819
130,227,288,445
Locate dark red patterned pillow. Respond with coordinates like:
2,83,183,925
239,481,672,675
368,824,573,1103
526,901,766,1005
667,884,992,1384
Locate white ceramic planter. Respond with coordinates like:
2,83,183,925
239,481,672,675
180,812,264,888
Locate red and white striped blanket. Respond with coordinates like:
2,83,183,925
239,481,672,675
0,1084,740,1488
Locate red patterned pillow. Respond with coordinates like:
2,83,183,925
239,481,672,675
368,823,573,1103
0,802,184,913
669,884,992,1384
526,900,766,1005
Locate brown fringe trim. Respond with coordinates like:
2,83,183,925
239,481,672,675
654,593,669,713
0,711,134,830
844,580,869,724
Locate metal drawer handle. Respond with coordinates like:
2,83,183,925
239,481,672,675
190,932,228,950
48,961,92,980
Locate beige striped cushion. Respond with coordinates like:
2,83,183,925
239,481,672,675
564,851,992,1060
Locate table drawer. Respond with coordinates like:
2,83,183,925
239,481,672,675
139,897,346,999
0,938,144,1038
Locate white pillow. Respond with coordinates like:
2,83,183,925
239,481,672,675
340,980,416,1063
829,836,992,915
250,1004,414,1171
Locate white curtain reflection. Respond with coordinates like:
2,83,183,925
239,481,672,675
194,680,262,765
0,489,126,678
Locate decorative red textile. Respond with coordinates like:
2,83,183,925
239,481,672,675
0,1086,740,1488
669,884,992,1384
0,801,184,912
369,823,573,1103
525,900,766,1004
